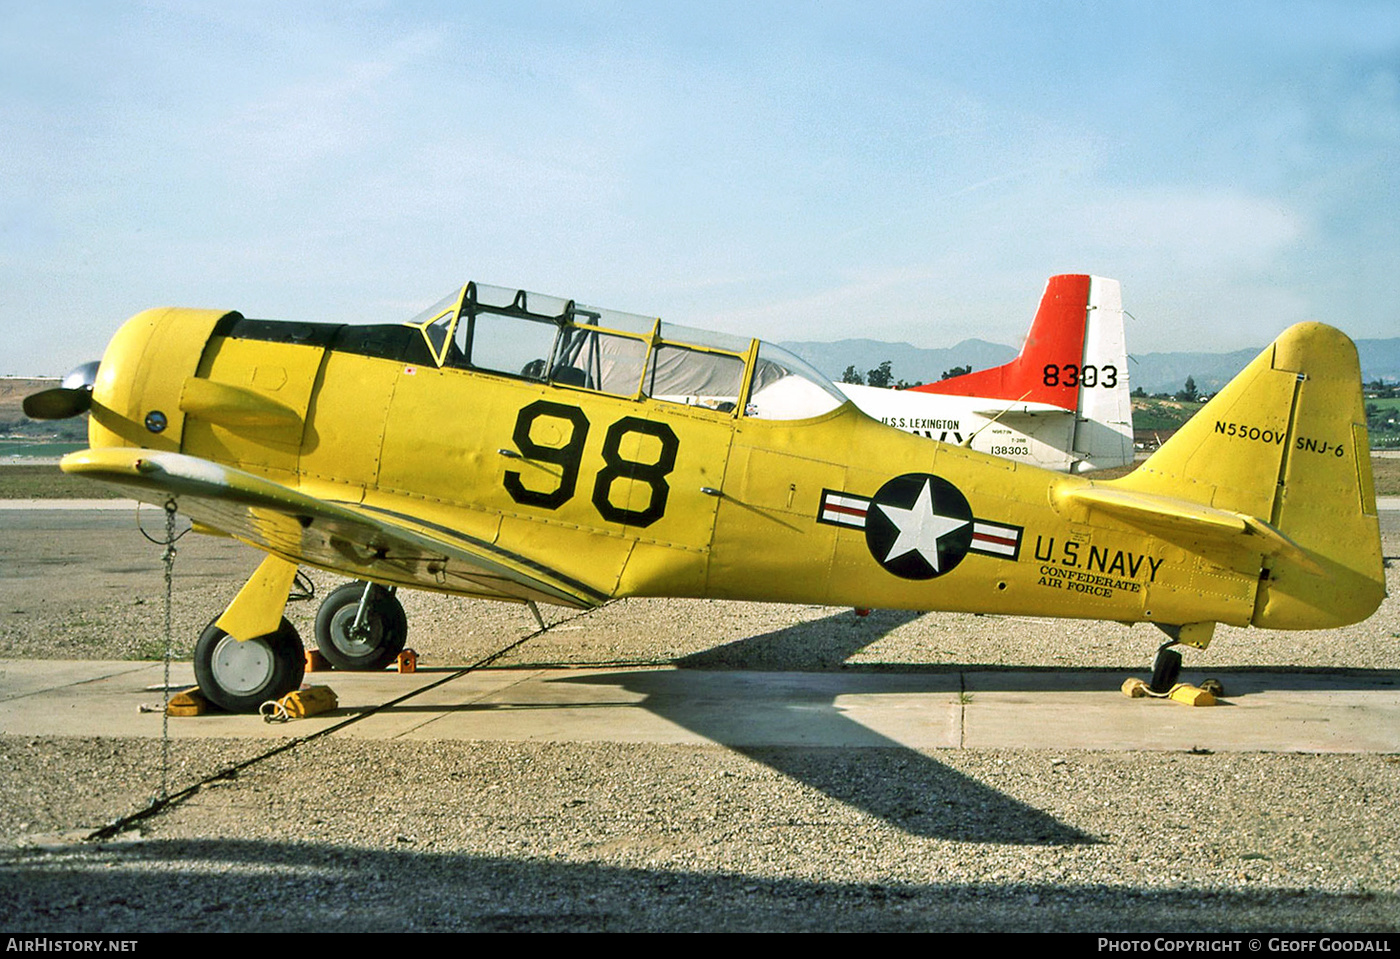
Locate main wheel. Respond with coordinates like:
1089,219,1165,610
194,618,305,713
314,582,408,671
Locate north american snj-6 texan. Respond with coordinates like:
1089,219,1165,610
24,277,1385,711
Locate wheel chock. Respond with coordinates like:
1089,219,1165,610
306,649,413,673
166,687,210,717
260,685,338,722
1121,677,1218,706
1168,683,1216,707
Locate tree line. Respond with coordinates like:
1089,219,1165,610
840,360,970,390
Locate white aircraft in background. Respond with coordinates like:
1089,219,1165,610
839,275,1134,473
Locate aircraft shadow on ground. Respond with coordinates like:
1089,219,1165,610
383,609,1399,843
547,666,1089,844
592,607,1088,845
2,838,1394,932
668,607,1400,693
673,607,927,670
558,608,1393,841
384,609,1090,843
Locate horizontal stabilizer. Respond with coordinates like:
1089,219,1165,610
971,401,1075,418
1105,321,1383,629
1060,485,1323,575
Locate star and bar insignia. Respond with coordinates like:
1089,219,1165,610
817,473,1023,580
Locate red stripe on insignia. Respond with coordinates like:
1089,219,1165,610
818,490,873,528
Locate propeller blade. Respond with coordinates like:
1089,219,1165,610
23,387,93,420
22,360,100,420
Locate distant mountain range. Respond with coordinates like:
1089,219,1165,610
781,336,1400,395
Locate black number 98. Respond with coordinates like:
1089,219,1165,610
505,403,680,528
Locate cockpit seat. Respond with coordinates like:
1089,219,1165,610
551,365,590,388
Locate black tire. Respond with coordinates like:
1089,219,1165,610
1149,647,1183,694
194,618,305,713
314,582,408,671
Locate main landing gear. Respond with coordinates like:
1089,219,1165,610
194,617,306,713
192,554,411,711
314,581,408,671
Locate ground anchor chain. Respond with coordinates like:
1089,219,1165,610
158,496,179,804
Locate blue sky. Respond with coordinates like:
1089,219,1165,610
3,1,1397,374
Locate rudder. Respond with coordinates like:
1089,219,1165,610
1071,276,1133,471
1254,323,1383,627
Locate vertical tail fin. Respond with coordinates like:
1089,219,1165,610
913,274,1134,471
913,274,1092,408
1114,322,1383,629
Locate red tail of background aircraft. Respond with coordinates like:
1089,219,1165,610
840,274,1133,473
914,274,1099,409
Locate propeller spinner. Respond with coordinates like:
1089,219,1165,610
22,361,100,420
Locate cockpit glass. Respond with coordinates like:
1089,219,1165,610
657,323,751,354
645,345,745,412
575,303,657,336
407,290,463,359
405,289,462,329
550,325,648,395
745,342,847,420
405,282,849,420
422,309,455,357
459,311,560,379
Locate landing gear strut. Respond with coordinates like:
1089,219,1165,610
194,617,305,712
314,581,408,670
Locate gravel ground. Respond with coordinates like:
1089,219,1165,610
2,741,1397,932
0,513,1397,932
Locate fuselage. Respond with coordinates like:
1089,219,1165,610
77,283,1382,635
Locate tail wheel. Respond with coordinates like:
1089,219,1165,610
194,618,305,713
314,582,408,671
1149,646,1183,694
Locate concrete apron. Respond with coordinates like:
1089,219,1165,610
1,660,1396,754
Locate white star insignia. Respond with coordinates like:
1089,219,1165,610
875,480,970,572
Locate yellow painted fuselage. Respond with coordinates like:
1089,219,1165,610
77,297,1385,641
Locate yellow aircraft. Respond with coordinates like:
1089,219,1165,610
25,280,1386,711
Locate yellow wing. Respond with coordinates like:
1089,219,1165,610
61,447,606,609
